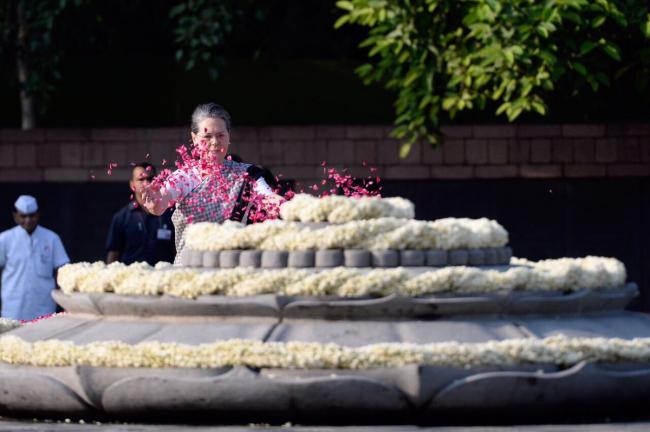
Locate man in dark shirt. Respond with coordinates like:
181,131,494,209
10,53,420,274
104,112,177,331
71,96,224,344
106,163,175,265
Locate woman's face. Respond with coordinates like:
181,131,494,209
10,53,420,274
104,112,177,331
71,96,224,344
191,117,230,163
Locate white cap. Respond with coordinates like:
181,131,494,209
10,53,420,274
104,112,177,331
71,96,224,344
14,195,38,214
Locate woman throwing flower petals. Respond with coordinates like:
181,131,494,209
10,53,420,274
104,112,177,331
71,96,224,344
142,102,282,263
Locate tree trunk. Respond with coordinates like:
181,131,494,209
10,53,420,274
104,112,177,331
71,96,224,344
17,59,37,130
16,0,37,130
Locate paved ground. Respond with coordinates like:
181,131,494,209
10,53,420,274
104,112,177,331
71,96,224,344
2,419,650,432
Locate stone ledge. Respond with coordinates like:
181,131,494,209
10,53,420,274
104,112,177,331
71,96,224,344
182,247,513,269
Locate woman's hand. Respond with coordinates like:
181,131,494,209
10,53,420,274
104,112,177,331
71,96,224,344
142,184,171,215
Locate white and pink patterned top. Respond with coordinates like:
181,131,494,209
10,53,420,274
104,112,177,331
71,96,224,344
164,160,274,264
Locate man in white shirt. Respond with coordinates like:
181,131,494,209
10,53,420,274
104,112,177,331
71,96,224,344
0,195,69,321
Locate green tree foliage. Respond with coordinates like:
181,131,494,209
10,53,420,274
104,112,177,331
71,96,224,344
336,0,650,156
170,0,251,81
0,0,245,129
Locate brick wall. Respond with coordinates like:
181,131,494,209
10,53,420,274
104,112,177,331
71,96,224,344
0,124,649,185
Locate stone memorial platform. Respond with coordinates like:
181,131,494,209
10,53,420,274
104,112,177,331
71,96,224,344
0,195,648,424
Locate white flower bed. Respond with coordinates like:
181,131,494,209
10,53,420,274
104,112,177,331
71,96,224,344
57,256,626,299
185,217,509,252
0,334,648,369
279,194,415,223
0,318,21,335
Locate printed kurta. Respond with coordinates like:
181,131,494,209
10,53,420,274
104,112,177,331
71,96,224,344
171,160,251,264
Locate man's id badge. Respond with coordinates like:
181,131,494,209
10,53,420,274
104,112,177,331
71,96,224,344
157,228,172,240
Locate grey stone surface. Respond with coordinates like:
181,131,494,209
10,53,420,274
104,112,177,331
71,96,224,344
516,311,650,340
9,315,275,345
578,282,638,312
467,249,485,266
344,249,371,267
267,318,527,346
2,422,650,432
261,251,289,268
448,250,468,266
52,291,101,315
5,250,647,426
259,365,426,403
53,292,281,318
40,311,650,348
179,249,192,267
508,284,638,315
429,361,650,410
190,250,204,268
372,250,399,267
282,294,503,319
510,290,597,316
202,252,220,268
2,422,650,431
1,359,649,423
102,367,289,414
497,246,513,264
400,250,425,267
0,368,91,414
54,285,638,319
57,320,165,344
426,250,447,267
135,320,276,344
315,250,344,268
2,310,650,421
6,314,98,343
239,250,262,268
183,246,517,269
220,251,241,268
483,248,498,266
102,366,410,416
288,250,315,268
214,287,637,320
409,294,504,317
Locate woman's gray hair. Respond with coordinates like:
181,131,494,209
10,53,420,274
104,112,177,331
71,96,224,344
191,103,232,133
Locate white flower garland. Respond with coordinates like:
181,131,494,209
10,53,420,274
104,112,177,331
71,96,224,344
279,194,415,223
57,257,626,299
185,217,509,251
0,334,648,369
0,318,21,335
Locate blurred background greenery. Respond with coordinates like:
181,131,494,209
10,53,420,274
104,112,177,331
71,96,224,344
0,0,648,129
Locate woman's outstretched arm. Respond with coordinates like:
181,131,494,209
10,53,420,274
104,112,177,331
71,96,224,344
142,168,200,215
